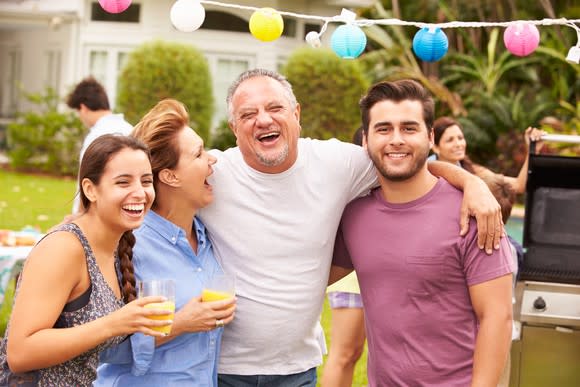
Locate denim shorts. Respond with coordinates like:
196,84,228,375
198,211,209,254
218,367,317,387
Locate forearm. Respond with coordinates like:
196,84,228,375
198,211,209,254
8,316,115,373
471,317,512,387
513,154,529,194
427,160,476,190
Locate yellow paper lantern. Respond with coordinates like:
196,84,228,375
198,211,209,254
249,8,284,42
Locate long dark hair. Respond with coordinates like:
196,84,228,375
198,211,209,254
432,116,476,174
79,134,150,302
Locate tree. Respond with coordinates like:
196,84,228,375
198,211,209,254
117,40,214,141
283,48,369,141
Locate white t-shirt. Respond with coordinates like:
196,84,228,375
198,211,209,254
73,113,133,212
199,138,376,375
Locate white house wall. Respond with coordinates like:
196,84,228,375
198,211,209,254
1,0,347,127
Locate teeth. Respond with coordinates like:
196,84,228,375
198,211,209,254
388,153,407,158
258,132,279,140
123,204,144,211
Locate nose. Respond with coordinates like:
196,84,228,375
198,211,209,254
208,152,217,166
255,109,273,127
389,128,405,145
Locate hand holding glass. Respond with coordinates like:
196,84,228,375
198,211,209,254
202,274,235,302
139,279,175,335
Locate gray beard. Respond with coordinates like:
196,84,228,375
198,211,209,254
257,143,289,167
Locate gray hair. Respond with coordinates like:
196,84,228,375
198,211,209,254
226,68,298,123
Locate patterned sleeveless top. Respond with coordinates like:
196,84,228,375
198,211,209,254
0,223,127,386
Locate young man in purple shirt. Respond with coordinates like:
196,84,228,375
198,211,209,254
330,80,513,386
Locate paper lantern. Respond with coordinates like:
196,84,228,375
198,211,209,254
170,0,206,33
249,8,284,42
98,0,131,14
412,27,449,62
331,24,367,59
503,22,540,57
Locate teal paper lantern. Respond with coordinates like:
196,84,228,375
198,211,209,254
331,24,367,59
412,27,449,62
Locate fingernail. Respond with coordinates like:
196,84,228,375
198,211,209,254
478,245,483,249
486,249,492,254
495,244,500,249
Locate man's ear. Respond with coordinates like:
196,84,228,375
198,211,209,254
81,178,97,203
158,168,180,187
228,120,238,138
429,128,434,150
362,133,368,150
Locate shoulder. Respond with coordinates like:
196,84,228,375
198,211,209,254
23,230,85,280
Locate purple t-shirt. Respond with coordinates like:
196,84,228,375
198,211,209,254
333,178,513,386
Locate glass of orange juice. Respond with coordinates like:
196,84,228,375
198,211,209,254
138,279,175,336
201,274,235,302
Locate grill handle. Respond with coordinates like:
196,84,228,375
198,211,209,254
530,133,580,154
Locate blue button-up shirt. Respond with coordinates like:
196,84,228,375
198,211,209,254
95,211,223,386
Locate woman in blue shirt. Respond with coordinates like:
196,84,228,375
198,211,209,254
95,99,236,386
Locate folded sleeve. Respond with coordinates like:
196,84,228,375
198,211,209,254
130,332,156,376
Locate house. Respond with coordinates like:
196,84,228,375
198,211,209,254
0,0,372,130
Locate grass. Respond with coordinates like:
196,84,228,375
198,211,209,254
0,169,369,385
0,169,76,232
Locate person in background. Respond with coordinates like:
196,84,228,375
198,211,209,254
321,127,366,387
432,116,545,270
199,68,502,386
431,116,545,194
66,76,133,213
330,80,513,386
0,135,170,386
96,99,236,386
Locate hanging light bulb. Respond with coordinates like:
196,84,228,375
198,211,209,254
305,31,322,48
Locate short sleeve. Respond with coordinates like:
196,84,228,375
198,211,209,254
332,224,354,270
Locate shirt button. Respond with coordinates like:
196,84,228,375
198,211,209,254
197,267,202,272
171,237,176,242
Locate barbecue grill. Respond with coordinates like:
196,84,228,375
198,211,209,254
511,134,580,387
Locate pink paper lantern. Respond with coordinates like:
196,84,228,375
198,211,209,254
98,0,132,14
503,22,540,57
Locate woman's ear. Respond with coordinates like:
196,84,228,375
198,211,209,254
81,178,97,203
158,168,180,187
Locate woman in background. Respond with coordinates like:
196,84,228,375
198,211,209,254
431,117,544,194
0,135,169,386
96,99,236,386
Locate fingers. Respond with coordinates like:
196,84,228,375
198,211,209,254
132,296,167,306
475,212,487,251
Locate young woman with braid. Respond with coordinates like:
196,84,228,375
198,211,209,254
0,135,171,386
96,99,236,386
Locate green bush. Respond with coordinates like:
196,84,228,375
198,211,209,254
209,119,236,151
283,48,370,141
7,88,84,176
117,40,214,141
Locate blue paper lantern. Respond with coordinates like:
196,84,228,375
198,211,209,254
331,24,367,59
412,27,449,62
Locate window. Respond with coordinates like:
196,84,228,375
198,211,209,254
200,11,248,33
4,50,22,116
45,50,62,91
304,23,322,39
91,2,141,23
86,48,132,110
205,55,253,128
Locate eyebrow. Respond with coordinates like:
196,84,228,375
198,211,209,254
113,172,154,179
373,120,420,128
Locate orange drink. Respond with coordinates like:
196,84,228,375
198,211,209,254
144,301,175,334
201,289,234,302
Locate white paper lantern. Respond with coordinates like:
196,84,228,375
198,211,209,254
170,0,205,33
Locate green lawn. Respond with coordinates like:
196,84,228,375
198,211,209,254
0,169,369,385
0,169,76,232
